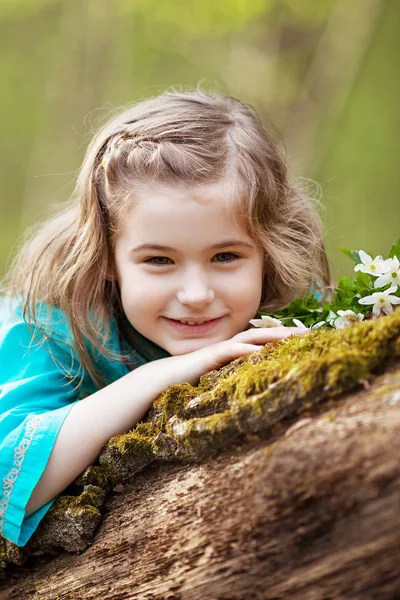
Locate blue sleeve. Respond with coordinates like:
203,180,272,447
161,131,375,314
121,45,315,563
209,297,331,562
0,308,83,547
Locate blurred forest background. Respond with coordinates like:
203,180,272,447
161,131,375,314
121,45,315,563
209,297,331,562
0,0,399,280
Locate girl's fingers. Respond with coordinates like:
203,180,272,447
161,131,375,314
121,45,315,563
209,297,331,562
234,326,309,343
212,343,263,367
193,330,310,375
239,344,263,352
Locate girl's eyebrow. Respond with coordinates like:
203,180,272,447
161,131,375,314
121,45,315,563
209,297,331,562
129,240,255,253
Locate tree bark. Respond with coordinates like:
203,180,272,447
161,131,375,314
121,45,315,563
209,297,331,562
2,360,400,600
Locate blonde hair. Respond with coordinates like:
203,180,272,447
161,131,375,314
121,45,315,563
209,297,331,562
2,87,332,386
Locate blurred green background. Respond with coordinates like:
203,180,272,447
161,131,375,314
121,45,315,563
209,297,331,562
0,0,399,280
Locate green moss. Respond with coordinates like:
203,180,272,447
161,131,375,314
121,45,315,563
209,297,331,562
99,310,400,467
151,382,197,427
99,421,160,482
151,310,400,448
108,421,159,454
166,411,239,460
67,505,101,521
48,486,105,522
183,389,230,418
74,465,111,489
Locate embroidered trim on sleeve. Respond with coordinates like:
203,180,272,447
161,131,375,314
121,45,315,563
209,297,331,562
0,415,42,536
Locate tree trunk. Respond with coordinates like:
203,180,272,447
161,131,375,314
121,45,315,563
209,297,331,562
2,357,400,599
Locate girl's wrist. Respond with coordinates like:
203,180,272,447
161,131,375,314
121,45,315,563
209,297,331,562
133,356,185,392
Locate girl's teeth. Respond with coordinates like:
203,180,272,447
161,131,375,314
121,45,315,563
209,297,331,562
180,320,205,325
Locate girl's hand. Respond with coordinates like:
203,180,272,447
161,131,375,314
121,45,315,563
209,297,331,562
164,326,308,386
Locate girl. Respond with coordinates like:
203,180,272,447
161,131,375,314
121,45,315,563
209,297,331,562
0,88,331,547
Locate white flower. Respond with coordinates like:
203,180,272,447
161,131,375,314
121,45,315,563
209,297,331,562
373,255,400,290
326,310,339,326
293,318,326,330
358,286,400,318
334,310,364,329
354,250,388,276
249,315,283,328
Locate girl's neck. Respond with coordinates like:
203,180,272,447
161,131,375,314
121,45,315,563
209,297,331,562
116,310,171,364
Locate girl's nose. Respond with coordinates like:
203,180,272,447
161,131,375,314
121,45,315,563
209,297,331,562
176,279,215,307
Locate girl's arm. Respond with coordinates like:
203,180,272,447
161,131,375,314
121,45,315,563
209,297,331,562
25,326,306,516
25,357,178,516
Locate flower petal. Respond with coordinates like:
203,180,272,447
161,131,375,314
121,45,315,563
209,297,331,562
385,286,399,295
249,319,265,328
334,318,346,329
374,274,390,288
337,309,356,317
382,303,393,315
372,302,382,317
293,318,305,328
311,321,326,330
261,316,283,327
358,295,375,305
359,250,371,265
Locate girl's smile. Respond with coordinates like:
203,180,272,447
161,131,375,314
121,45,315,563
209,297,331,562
162,315,225,334
114,179,264,355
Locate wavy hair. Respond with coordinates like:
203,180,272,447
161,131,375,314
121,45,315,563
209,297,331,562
2,87,332,386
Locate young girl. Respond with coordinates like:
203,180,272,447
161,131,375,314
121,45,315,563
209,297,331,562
0,88,331,547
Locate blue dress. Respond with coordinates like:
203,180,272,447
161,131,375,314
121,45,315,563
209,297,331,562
0,299,168,547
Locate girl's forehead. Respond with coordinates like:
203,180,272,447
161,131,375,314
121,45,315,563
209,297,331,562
132,177,241,206
116,180,251,244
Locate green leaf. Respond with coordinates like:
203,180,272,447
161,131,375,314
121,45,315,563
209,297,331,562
339,248,361,264
354,271,373,291
336,275,356,291
333,275,357,306
388,237,400,259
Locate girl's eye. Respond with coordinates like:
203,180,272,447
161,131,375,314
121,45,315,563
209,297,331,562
213,252,240,263
144,253,240,266
144,256,172,266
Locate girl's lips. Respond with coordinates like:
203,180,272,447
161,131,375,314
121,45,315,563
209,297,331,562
164,316,223,334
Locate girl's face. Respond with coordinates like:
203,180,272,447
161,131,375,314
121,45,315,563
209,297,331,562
114,180,264,355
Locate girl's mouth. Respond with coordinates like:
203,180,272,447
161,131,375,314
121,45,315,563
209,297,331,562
163,316,223,334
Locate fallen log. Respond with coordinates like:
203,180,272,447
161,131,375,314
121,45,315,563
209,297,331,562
1,312,400,599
